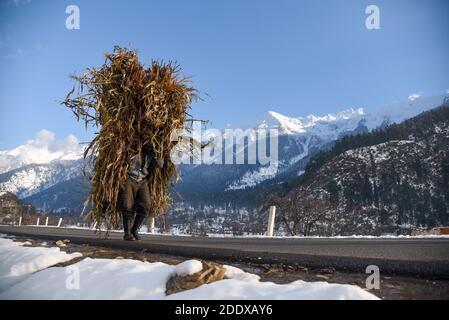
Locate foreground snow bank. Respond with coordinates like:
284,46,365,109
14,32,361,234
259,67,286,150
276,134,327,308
0,237,378,300
171,266,377,300
0,237,82,291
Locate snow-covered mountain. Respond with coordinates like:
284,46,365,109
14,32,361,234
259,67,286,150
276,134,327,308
0,130,86,211
280,104,449,235
252,93,449,137
0,129,83,174
0,93,448,212
0,160,84,199
212,93,449,191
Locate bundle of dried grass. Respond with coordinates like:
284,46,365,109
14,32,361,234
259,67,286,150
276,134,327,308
165,261,226,295
62,46,198,230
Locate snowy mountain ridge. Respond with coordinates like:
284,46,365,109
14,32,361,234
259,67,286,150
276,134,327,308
0,160,84,199
280,105,449,235
0,129,84,174
0,93,448,211
257,108,365,135
252,94,449,137
223,94,449,190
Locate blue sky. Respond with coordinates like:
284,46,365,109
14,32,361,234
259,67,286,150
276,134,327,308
1,0,448,149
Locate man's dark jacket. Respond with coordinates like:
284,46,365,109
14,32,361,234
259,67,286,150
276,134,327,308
127,145,161,182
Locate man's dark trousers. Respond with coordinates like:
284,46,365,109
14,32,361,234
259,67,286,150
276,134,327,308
119,177,151,239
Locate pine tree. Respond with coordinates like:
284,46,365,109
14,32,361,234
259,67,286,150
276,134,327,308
362,173,373,205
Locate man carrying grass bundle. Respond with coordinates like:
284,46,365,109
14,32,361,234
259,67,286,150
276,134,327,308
120,143,164,241
62,46,198,240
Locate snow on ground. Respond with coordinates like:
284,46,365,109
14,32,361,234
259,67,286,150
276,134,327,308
170,277,377,300
0,236,82,292
0,236,379,300
175,260,203,276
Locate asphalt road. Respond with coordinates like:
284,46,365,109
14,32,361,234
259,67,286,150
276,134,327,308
1,225,449,279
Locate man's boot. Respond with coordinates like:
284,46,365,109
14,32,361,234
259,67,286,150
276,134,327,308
122,211,135,241
131,213,146,241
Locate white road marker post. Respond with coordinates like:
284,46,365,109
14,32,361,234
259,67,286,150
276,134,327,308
18,216,22,227
36,217,40,226
266,206,276,237
45,216,49,226
57,218,63,227
149,216,155,233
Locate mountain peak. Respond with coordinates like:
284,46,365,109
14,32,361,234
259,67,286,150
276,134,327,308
0,130,84,174
265,111,306,134
301,107,365,123
261,108,365,135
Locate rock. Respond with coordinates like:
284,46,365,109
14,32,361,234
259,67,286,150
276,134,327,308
166,261,226,295
62,239,71,244
264,268,281,276
319,267,335,274
295,266,309,272
55,240,66,247
282,265,296,272
315,274,330,281
260,264,272,270
115,256,124,260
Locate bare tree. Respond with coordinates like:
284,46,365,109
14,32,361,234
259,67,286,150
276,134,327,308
270,190,331,236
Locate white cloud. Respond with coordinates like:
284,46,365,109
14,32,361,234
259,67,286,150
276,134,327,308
28,129,55,148
0,130,83,173
9,0,31,6
408,92,423,101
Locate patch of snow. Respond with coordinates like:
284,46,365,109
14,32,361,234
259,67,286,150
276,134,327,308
0,237,82,291
170,278,378,300
0,257,378,300
288,136,310,165
408,92,422,101
0,235,378,300
226,163,279,190
223,265,260,282
175,260,203,277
